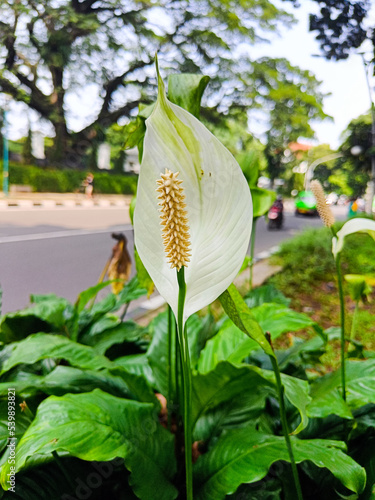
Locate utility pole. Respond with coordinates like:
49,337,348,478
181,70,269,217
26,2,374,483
360,53,375,214
2,104,9,196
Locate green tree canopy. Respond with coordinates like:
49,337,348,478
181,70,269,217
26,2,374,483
309,1,370,61
0,0,327,168
338,112,372,196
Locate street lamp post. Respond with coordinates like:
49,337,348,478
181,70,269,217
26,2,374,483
304,153,344,190
2,103,9,197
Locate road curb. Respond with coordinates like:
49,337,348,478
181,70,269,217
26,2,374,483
0,199,129,209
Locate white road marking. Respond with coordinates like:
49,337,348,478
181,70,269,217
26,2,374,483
0,225,133,244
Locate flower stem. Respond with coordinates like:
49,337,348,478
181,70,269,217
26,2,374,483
269,355,303,500
249,218,257,289
167,305,174,432
350,301,359,342
331,226,347,402
335,253,347,402
176,267,193,500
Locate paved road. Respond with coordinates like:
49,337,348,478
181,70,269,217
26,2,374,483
0,205,347,314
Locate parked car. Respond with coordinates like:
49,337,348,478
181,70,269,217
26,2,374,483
295,190,318,216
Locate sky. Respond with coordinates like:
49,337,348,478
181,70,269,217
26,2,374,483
5,0,375,150
250,0,375,148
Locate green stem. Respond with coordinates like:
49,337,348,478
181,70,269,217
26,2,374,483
331,226,347,402
176,267,193,500
167,305,173,432
249,218,257,290
350,301,359,342
269,355,303,500
335,254,347,402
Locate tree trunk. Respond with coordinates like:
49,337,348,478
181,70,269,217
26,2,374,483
49,65,69,166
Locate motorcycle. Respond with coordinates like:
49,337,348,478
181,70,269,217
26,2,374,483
267,202,283,230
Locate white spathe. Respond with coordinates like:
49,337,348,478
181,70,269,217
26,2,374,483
332,218,375,258
134,69,253,324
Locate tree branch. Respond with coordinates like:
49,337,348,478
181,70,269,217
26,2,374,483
75,100,141,143
0,72,51,118
99,60,152,118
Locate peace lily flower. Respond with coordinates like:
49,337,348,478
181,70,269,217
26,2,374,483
332,217,375,258
134,66,252,324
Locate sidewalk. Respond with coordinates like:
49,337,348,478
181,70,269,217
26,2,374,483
0,191,133,209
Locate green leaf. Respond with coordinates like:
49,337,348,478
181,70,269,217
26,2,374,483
29,295,73,328
115,275,148,305
0,458,132,500
114,354,156,388
244,284,291,308
82,320,145,355
192,362,310,439
134,249,154,298
250,187,276,218
0,399,31,455
193,428,366,499
0,390,178,499
123,116,146,150
0,365,156,404
219,284,274,357
198,303,318,374
197,319,255,373
308,359,375,419
252,303,317,338
237,150,260,186
75,281,113,314
0,310,53,344
146,311,173,396
0,333,112,375
167,73,210,118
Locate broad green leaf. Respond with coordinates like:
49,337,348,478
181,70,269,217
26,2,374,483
0,390,178,499
115,275,148,305
134,64,252,324
332,218,375,258
199,303,319,374
0,295,72,342
0,399,31,454
192,362,310,438
197,319,255,373
123,116,146,150
237,150,260,186
192,363,273,440
167,73,210,118
114,354,156,388
219,284,274,357
146,311,175,397
0,333,112,375
244,284,291,308
29,295,73,328
0,365,156,404
0,458,133,500
134,248,154,298
75,281,113,314
193,428,366,499
307,359,375,419
252,303,317,338
250,187,276,218
81,320,144,355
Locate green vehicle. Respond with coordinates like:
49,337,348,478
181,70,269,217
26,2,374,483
295,190,318,216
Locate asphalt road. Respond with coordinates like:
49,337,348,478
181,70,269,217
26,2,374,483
0,205,347,314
